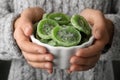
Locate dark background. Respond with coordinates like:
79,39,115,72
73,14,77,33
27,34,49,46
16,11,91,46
0,60,120,80
0,61,11,80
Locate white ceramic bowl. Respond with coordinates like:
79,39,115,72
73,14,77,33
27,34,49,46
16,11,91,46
30,35,94,69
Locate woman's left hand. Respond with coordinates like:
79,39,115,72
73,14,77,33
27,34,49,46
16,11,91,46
69,9,114,72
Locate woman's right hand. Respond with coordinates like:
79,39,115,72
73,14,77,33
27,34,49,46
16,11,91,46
13,7,54,73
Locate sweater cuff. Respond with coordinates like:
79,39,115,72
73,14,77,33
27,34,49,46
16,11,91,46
105,14,120,51
100,14,120,60
0,13,23,60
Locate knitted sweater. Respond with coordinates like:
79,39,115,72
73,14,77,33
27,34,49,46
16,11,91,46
0,0,120,80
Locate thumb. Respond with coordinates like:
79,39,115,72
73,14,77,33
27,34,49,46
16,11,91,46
23,23,33,37
92,25,103,40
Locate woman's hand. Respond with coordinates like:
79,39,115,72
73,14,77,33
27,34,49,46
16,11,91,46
69,9,114,72
14,7,54,73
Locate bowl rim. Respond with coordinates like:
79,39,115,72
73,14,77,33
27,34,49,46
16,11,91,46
30,35,94,50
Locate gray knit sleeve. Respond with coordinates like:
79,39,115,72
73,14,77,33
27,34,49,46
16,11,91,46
0,0,23,60
102,0,120,60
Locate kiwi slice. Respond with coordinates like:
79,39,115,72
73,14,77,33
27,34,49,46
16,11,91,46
42,13,50,19
37,19,59,39
47,13,70,25
52,26,81,47
71,14,91,35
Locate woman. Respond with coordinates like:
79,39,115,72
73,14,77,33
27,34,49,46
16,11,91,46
0,0,120,80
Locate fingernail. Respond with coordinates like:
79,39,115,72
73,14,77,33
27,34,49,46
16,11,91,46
45,56,51,61
45,63,50,68
25,27,29,35
38,50,41,53
38,48,47,54
76,50,81,56
25,26,32,36
76,52,80,56
95,29,102,39
70,57,75,64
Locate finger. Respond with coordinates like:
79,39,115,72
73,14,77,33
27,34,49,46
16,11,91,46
28,61,53,69
70,54,100,66
15,28,47,53
70,64,95,72
76,40,104,57
20,41,47,54
22,51,54,62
